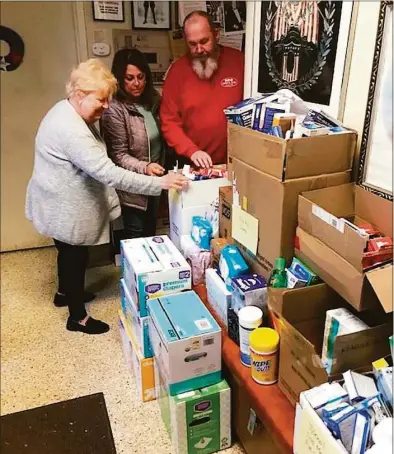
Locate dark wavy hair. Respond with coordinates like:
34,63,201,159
111,48,154,109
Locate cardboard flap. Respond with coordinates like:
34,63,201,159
366,265,393,313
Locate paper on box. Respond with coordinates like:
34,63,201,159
157,377,232,454
148,291,222,395
119,312,156,403
294,393,348,454
121,235,191,317
232,206,259,255
206,268,232,329
120,278,152,358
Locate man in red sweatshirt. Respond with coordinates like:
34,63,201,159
160,11,244,168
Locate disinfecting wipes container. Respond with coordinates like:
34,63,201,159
238,306,263,367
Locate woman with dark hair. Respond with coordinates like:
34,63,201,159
101,48,167,239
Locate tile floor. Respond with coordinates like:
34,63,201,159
1,247,245,454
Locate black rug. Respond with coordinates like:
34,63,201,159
1,392,117,454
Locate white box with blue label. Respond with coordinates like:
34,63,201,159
148,290,222,396
121,235,191,317
120,278,152,358
205,268,232,329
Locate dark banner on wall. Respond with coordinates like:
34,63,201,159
258,1,343,105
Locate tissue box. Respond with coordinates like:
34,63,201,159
157,375,232,454
121,235,191,317
120,278,152,358
206,268,232,329
148,291,222,395
181,235,211,286
119,312,156,403
230,274,268,313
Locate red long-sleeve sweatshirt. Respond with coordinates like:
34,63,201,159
160,46,244,165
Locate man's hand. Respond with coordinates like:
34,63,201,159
146,163,165,176
191,150,213,169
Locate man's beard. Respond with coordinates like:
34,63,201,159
191,55,219,80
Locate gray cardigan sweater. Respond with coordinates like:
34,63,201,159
25,100,162,246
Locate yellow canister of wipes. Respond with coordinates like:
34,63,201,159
249,328,280,385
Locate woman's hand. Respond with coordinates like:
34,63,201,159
146,163,165,176
160,172,189,191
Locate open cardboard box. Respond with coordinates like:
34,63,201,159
227,123,356,181
227,156,350,279
295,227,393,312
267,284,392,407
298,183,393,272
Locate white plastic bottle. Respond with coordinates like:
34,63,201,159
238,306,263,367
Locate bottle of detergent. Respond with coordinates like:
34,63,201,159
270,257,287,288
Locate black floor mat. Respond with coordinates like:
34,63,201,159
1,392,117,454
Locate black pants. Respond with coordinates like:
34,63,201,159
121,198,157,239
54,239,89,321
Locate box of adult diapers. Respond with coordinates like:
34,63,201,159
119,312,156,403
120,278,152,358
148,291,222,396
121,235,191,317
156,368,232,454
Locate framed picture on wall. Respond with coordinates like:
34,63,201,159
357,1,393,200
131,1,171,30
249,1,354,118
92,1,125,22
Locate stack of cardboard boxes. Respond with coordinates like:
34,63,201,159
218,122,393,407
119,235,191,403
148,290,232,454
119,235,232,453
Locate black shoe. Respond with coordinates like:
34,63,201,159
54,292,96,307
66,317,110,335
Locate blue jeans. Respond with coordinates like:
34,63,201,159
121,198,157,239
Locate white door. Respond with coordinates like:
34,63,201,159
1,2,83,251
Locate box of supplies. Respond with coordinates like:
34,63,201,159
119,312,156,403
157,375,232,454
169,178,230,250
121,235,191,317
148,290,222,395
120,278,152,358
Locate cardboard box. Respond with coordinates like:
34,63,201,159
293,394,347,454
211,238,229,269
156,372,232,454
169,178,231,250
119,312,156,403
228,123,356,181
219,186,233,241
297,184,393,312
148,291,222,395
227,367,284,454
228,157,350,279
206,268,232,329
268,285,392,407
120,278,152,358
298,183,393,269
121,235,191,317
295,227,393,312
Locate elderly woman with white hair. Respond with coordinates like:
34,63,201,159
26,58,188,335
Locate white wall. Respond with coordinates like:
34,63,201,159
1,2,80,251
